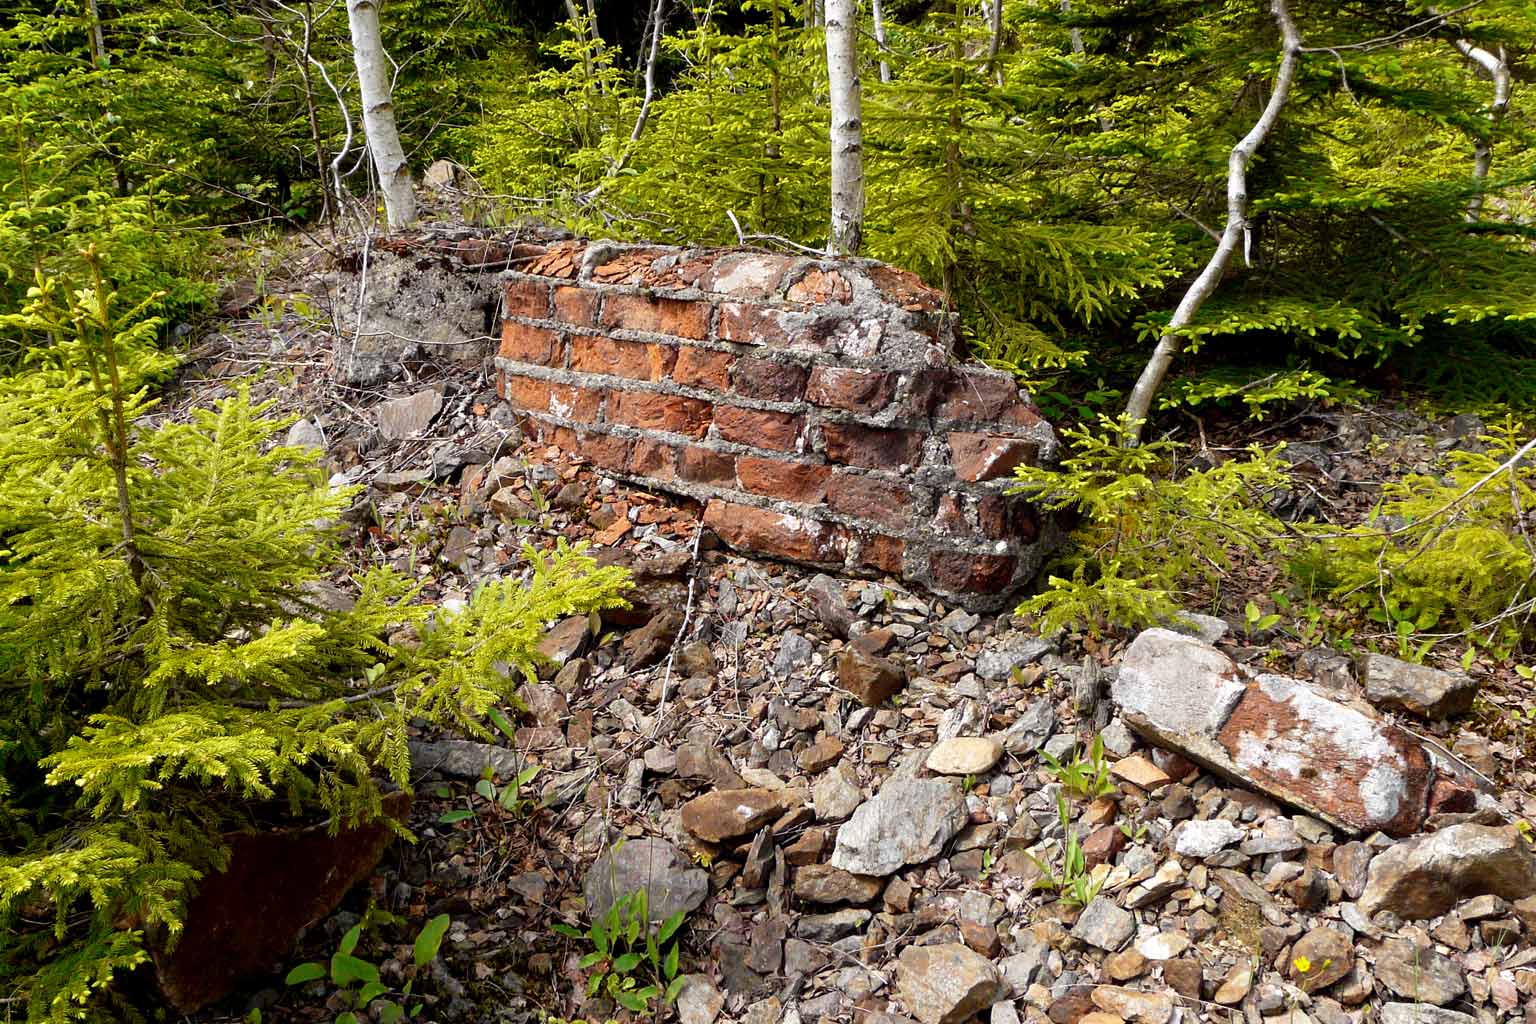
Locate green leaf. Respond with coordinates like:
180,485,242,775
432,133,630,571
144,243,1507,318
665,975,688,1004
615,990,649,1012
336,1013,359,1024
612,952,643,973
338,923,362,956
664,941,679,979
551,923,584,939
475,778,496,801
656,909,685,945
413,914,452,967
377,1002,404,1024
579,950,607,969
330,953,380,988
285,962,326,986
488,706,517,742
438,809,474,824
358,981,389,1006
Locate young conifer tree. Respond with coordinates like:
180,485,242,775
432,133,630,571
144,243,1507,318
0,251,629,1021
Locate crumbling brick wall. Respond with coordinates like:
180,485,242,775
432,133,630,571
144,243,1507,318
495,239,1061,609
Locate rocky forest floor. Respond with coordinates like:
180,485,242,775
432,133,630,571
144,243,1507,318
165,225,1536,1024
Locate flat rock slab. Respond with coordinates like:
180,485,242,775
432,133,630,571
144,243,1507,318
376,388,444,440
583,837,709,923
927,736,1003,775
681,788,787,842
831,776,967,876
1113,628,1452,836
1359,823,1536,919
894,943,1002,1024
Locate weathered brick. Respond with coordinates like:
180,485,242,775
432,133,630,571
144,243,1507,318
600,292,709,339
935,369,1040,425
718,302,795,346
554,285,599,326
699,253,795,297
785,266,853,305
806,366,898,413
977,496,1039,542
826,473,911,531
736,457,832,503
502,375,604,424
822,422,922,470
525,242,583,278
591,248,668,285
570,334,676,381
865,263,947,312
628,438,677,481
610,390,712,438
672,346,734,391
731,357,809,401
504,278,551,318
714,406,804,451
949,432,1040,482
501,374,550,414
704,499,847,565
929,551,1017,593
581,430,633,472
499,322,564,367
678,446,736,486
856,533,906,575
935,493,967,534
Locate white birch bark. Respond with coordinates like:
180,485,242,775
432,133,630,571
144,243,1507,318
1123,0,1302,444
825,0,865,256
346,0,415,229
1453,38,1512,220
872,0,891,83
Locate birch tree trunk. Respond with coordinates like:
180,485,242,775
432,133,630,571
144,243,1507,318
872,0,892,83
825,0,865,256
1453,38,1512,220
346,0,415,230
1122,0,1302,445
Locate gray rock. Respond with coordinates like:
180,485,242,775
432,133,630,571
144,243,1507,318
831,776,967,876
1168,611,1229,645
784,938,829,977
813,767,862,821
583,838,708,924
1373,939,1466,1007
998,933,1049,993
1379,1006,1476,1024
376,388,444,440
1359,653,1478,719
773,631,814,677
330,252,492,384
894,944,1003,1024
1173,819,1243,858
1070,896,1135,951
1359,824,1536,919
1113,629,1247,763
675,974,724,1024
976,638,1054,681
285,418,326,451
806,574,856,638
794,909,870,941
1002,699,1056,754
990,1002,1021,1024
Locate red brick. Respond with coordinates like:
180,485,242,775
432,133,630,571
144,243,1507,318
736,457,832,503
591,248,668,285
718,302,795,346
499,323,564,367
806,366,898,413
935,493,967,534
822,422,922,470
548,381,604,423
785,266,853,304
672,346,734,391
600,293,709,340
628,438,677,481
502,374,551,414
504,278,550,318
928,551,1017,593
525,241,583,278
826,473,911,531
935,369,1041,426
949,432,1040,482
580,431,633,472
610,391,712,439
714,406,804,451
731,358,808,401
864,264,947,312
554,285,599,326
856,533,906,575
976,496,1039,542
678,446,736,486
704,499,847,565
570,335,676,381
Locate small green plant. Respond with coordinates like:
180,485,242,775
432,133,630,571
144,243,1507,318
552,889,687,1014
285,911,451,1023
1038,734,1117,801
1118,818,1149,844
437,709,542,823
1029,794,1104,908
1244,600,1282,634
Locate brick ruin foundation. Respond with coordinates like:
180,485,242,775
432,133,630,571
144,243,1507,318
489,239,1061,610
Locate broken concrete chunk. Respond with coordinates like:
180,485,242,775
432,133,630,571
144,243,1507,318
1358,823,1536,919
1113,629,1442,836
1359,652,1479,719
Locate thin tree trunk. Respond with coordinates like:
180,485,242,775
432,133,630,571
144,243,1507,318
1453,38,1512,220
825,0,864,255
296,1,335,220
1123,0,1302,445
983,0,1004,83
872,0,891,83
346,0,415,229
610,0,665,176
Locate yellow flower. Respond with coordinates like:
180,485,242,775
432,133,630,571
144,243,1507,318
1293,956,1312,974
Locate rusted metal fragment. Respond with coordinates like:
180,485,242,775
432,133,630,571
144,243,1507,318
1216,674,1432,836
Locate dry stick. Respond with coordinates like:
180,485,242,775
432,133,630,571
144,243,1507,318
617,0,667,175
1453,37,1512,220
1122,0,1303,446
